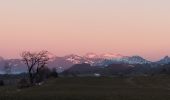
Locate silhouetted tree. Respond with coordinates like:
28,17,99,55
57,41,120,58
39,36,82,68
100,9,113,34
21,50,50,85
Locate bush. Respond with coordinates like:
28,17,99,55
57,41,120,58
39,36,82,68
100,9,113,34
0,80,4,86
35,67,51,83
17,78,30,89
50,68,58,78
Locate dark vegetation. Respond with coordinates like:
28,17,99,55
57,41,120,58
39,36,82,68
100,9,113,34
0,76,170,100
62,63,170,77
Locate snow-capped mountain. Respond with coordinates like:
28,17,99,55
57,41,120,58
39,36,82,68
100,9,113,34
0,53,169,74
64,54,83,64
95,56,151,66
84,53,99,59
49,53,151,69
157,56,170,64
48,54,97,71
121,56,151,64
48,53,125,70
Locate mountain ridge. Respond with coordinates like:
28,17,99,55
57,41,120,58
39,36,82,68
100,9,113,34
0,53,169,74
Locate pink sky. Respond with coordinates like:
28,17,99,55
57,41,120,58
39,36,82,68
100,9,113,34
0,0,170,61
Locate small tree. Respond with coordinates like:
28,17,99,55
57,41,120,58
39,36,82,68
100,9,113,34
21,50,50,85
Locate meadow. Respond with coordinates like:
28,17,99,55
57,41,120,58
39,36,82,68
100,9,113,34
0,75,170,100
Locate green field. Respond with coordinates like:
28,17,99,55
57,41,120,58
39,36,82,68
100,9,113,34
1,75,170,100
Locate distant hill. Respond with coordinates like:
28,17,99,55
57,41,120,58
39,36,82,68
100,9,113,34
62,63,154,76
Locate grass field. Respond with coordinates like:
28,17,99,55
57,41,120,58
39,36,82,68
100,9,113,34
0,75,170,100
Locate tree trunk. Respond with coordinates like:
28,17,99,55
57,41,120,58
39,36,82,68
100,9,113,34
29,73,34,85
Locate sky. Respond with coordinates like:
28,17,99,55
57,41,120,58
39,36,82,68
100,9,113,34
0,0,170,61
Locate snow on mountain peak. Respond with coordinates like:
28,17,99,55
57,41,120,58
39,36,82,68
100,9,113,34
65,54,82,59
100,53,124,59
84,53,124,59
84,53,98,58
64,54,83,64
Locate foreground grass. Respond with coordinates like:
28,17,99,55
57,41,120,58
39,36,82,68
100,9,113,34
1,75,170,100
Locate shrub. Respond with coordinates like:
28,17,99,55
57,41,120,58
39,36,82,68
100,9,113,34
50,68,58,78
0,80,4,86
35,67,51,83
17,78,30,89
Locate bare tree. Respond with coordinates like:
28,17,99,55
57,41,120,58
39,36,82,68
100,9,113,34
21,50,50,85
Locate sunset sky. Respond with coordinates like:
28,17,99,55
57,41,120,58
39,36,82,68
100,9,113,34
0,0,170,61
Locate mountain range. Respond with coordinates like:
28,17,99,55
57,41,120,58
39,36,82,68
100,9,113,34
0,53,169,74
